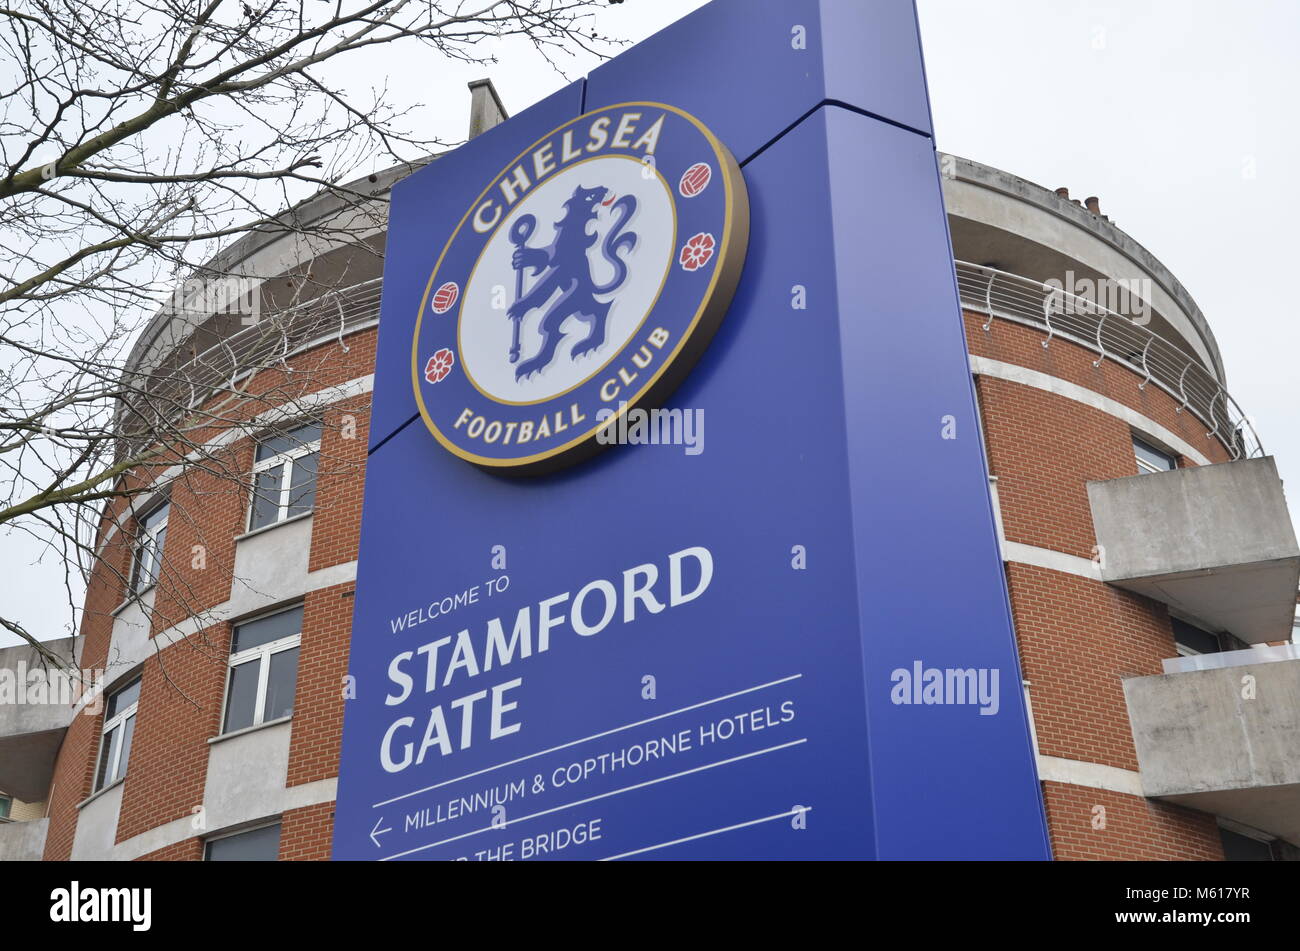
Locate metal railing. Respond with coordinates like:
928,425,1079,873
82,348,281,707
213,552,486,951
116,262,1264,463
116,278,383,454
955,261,1263,460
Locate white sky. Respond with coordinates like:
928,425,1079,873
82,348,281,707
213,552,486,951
4,0,1297,645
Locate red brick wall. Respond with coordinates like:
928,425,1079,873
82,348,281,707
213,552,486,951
286,583,355,788
1009,562,1169,771
971,313,1231,860
965,311,1234,467
148,447,252,635
1043,782,1225,861
137,837,205,861
43,330,374,860
116,625,230,843
978,375,1139,560
280,802,335,861
43,519,134,860
280,394,372,793
42,705,103,860
307,396,371,575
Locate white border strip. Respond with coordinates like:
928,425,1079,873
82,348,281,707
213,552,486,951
599,807,810,860
1003,542,1101,581
1037,755,1145,797
379,739,808,861
969,355,1213,466
373,674,802,809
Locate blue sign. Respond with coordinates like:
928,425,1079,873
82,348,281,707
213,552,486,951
334,0,1051,861
412,103,748,473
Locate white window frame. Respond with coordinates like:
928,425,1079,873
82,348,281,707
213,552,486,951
222,609,303,734
248,423,321,532
130,502,169,593
1133,435,1176,475
95,677,140,791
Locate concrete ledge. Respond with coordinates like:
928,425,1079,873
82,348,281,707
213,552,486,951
1087,457,1300,642
1124,658,1300,844
0,817,49,861
0,636,81,801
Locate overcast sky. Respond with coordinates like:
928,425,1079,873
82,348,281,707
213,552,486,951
4,0,1297,646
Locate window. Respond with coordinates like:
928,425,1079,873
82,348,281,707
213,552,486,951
1133,436,1176,474
223,606,302,734
205,822,281,861
1172,618,1221,657
1219,826,1276,862
249,422,321,531
95,675,141,791
0,794,11,821
129,503,169,593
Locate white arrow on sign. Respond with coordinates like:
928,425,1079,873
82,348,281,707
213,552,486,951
370,816,392,848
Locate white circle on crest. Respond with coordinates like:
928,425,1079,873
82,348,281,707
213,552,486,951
459,156,675,404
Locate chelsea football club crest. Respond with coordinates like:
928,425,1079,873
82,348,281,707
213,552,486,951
411,102,749,475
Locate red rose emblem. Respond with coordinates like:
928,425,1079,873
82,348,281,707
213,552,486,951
679,232,716,272
424,348,455,384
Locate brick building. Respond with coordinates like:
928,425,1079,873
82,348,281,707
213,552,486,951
1,82,1297,862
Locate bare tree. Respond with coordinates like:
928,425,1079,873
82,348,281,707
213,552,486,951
0,0,619,675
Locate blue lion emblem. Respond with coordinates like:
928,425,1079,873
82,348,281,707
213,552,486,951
506,184,638,380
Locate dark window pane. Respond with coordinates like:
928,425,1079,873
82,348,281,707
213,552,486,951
147,525,166,586
223,660,260,734
131,540,156,591
264,647,299,722
1134,437,1176,473
205,823,281,861
96,724,121,790
256,422,321,462
1220,828,1274,861
1173,619,1220,655
130,505,168,590
113,713,136,783
140,503,169,531
286,452,317,518
106,677,141,719
130,548,145,591
0,797,11,820
232,606,303,654
250,464,284,530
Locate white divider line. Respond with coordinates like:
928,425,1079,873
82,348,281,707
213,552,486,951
379,738,808,861
599,807,812,861
372,673,803,808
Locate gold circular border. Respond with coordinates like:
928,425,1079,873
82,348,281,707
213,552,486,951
455,153,677,406
411,101,750,476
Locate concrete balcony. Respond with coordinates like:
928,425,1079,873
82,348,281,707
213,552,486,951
0,637,81,803
0,817,49,861
1124,653,1300,844
1086,457,1300,643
